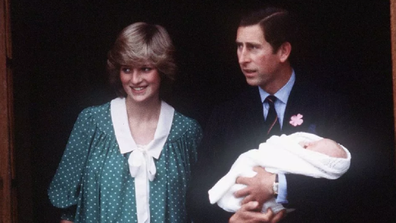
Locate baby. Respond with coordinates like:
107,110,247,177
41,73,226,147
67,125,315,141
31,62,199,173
299,138,347,158
208,132,351,214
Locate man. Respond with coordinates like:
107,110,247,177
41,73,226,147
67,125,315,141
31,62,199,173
187,7,355,223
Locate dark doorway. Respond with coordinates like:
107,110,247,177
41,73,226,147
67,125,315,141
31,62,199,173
11,1,395,222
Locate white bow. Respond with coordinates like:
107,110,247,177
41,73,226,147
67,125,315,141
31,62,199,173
111,98,175,223
128,146,157,181
128,145,156,223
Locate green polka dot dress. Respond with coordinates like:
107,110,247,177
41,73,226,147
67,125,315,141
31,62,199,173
48,98,202,223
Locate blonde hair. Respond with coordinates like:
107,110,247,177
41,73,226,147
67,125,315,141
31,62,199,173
107,22,176,97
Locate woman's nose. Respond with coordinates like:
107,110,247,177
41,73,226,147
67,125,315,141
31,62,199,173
131,70,141,83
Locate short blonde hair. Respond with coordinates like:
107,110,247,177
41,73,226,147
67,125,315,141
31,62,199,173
107,22,176,97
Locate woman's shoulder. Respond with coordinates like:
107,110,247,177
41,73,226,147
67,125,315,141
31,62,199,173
173,111,201,129
166,111,201,161
167,111,202,141
81,101,111,115
74,101,112,128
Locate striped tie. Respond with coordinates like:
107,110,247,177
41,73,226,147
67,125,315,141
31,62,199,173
264,95,280,135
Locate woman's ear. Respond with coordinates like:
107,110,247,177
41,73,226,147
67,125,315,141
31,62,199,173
279,42,292,62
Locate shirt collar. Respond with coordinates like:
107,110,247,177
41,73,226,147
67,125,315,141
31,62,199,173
259,69,296,104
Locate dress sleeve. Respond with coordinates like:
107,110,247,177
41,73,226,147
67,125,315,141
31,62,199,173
48,107,96,211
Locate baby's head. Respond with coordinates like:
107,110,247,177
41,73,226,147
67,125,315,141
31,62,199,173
299,138,347,158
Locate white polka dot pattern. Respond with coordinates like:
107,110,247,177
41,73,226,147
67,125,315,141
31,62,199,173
48,101,202,222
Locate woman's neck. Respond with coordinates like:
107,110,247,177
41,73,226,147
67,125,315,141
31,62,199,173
125,97,161,145
125,97,161,120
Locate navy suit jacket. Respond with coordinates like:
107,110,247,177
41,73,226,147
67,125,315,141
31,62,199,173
187,79,357,222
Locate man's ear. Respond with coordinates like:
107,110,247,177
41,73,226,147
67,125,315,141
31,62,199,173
279,42,292,62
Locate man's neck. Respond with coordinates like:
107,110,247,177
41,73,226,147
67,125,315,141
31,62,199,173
261,65,293,95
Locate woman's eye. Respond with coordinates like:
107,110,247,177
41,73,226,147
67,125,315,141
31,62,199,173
121,67,131,73
142,67,152,72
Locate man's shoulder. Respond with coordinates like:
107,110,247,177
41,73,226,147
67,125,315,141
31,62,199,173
215,87,260,111
291,79,347,104
205,87,263,131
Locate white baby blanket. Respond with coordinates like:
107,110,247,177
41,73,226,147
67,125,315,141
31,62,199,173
208,132,351,213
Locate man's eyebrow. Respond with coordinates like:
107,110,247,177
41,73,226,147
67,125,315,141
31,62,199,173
240,42,261,49
235,41,260,47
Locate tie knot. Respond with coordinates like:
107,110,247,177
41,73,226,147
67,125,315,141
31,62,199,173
265,95,277,104
264,95,280,135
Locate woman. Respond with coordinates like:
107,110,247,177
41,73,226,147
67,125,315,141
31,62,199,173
48,22,202,223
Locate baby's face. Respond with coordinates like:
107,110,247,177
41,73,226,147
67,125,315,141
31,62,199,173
299,139,331,151
299,139,347,158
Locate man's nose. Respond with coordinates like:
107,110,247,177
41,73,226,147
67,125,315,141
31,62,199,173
238,48,250,64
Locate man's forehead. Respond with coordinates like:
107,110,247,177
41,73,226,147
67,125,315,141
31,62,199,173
236,25,265,43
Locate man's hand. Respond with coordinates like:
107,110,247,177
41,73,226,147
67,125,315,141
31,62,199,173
234,166,275,208
229,201,285,223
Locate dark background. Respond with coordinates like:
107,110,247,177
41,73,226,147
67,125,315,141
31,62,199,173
10,0,395,222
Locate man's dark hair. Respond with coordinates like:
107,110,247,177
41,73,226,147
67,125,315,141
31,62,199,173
239,7,298,54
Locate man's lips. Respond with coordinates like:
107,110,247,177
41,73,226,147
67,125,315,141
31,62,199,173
242,69,257,76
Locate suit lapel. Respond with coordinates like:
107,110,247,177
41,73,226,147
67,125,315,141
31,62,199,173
283,81,319,135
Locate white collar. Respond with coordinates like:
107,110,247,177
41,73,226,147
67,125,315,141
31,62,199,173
110,97,174,159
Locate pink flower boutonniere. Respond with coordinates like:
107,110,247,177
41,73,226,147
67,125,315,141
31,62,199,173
289,114,303,126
